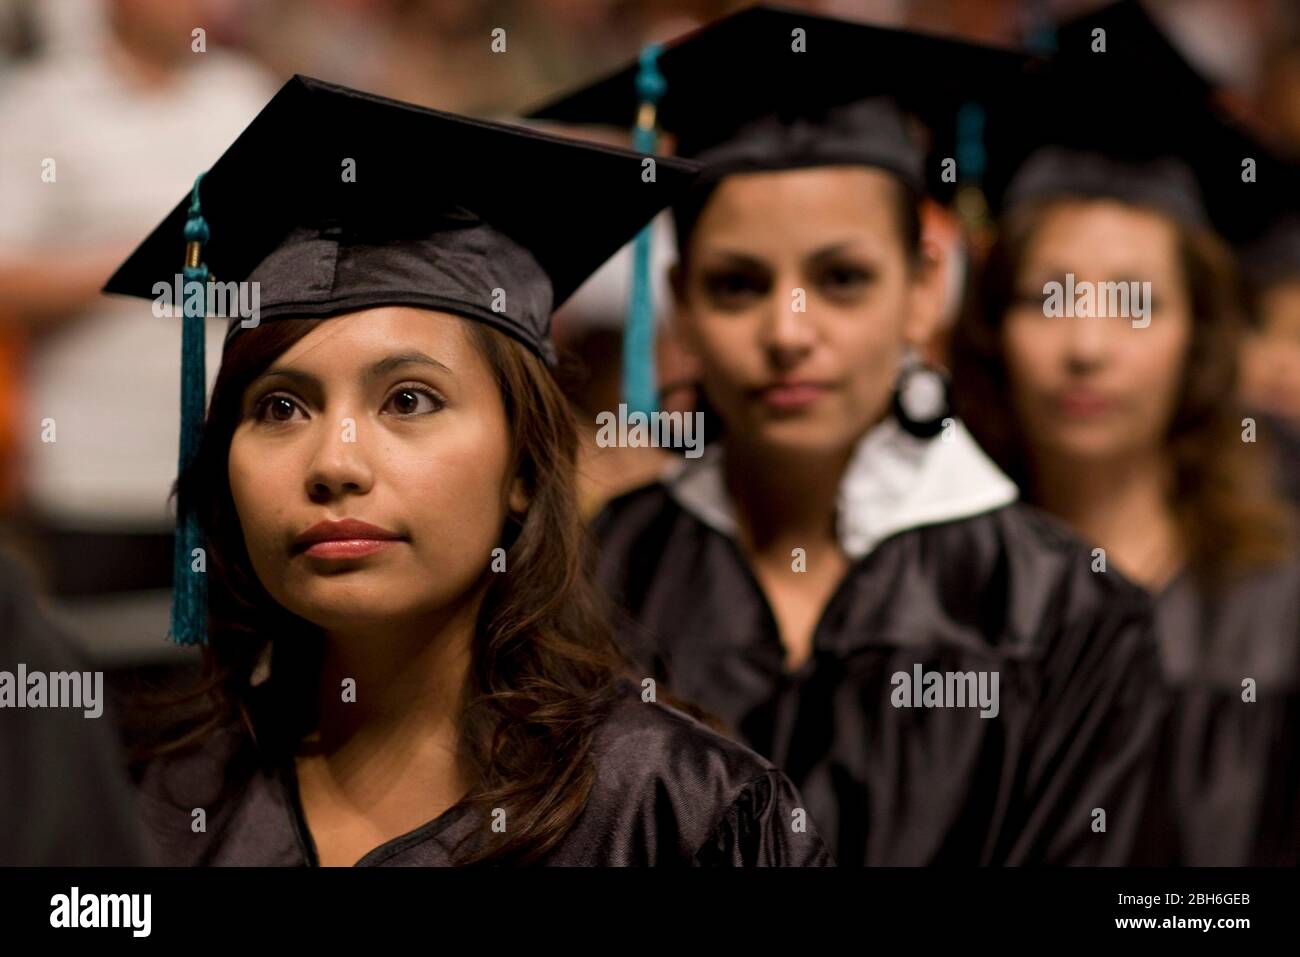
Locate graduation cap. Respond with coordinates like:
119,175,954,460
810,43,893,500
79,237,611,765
1039,0,1300,290
529,4,1035,197
102,75,699,646
527,3,1035,413
985,0,1262,237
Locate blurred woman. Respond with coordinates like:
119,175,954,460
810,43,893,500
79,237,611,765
1238,195,1300,505
953,61,1300,865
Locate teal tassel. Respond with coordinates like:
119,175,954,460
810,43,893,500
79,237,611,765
625,43,666,416
1026,21,1058,56
954,102,992,238
170,172,210,646
956,102,986,186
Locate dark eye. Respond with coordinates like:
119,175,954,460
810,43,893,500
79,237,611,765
253,393,305,423
701,268,771,308
815,262,873,300
381,385,444,416
1013,288,1049,311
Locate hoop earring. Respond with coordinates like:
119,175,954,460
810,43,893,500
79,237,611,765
892,354,952,439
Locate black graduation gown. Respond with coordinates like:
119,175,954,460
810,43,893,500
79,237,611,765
1139,560,1300,865
591,422,1168,865
1258,410,1300,507
0,551,148,865
133,677,833,866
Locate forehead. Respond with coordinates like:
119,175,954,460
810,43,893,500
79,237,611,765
692,166,903,252
272,307,479,370
1022,200,1182,271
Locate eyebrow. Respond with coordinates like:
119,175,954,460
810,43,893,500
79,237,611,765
697,249,769,270
700,239,868,269
807,240,869,264
253,351,453,390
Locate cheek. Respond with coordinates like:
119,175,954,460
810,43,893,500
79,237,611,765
1125,319,1192,414
833,289,906,353
690,312,765,387
388,418,511,554
833,310,904,403
1001,317,1061,397
228,432,295,572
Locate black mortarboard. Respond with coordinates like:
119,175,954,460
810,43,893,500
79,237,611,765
106,75,699,364
986,0,1260,235
102,75,699,646
527,3,1035,199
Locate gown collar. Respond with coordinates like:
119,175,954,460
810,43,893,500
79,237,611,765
661,415,1019,561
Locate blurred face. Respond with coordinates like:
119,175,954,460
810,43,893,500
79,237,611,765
111,0,204,55
674,166,937,455
228,307,525,632
1001,200,1192,466
1241,281,1300,423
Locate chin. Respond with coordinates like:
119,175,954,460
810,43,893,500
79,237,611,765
280,581,432,629
282,601,395,632
748,418,863,457
1038,425,1134,464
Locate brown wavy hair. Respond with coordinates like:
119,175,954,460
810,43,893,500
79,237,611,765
133,315,646,865
952,197,1295,585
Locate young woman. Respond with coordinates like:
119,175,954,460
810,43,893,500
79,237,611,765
1238,175,1300,506
952,34,1300,864
532,7,1167,865
109,77,832,867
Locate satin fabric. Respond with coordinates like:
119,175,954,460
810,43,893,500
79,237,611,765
134,677,833,866
1260,411,1300,507
0,553,148,865
1137,560,1300,865
593,486,1170,865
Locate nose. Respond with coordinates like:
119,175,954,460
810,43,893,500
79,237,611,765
1063,311,1113,374
758,281,816,368
304,414,375,502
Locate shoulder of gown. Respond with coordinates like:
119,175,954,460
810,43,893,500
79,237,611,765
131,703,305,866
553,680,835,866
1155,553,1300,690
591,481,1170,865
594,478,1157,661
1142,555,1300,865
0,552,148,865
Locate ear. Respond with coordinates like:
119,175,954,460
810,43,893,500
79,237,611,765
902,237,947,351
506,475,530,515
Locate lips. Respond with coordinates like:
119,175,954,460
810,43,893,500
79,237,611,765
753,380,834,410
292,518,404,558
1053,389,1114,417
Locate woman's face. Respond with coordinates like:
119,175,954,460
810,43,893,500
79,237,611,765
1241,280,1300,423
1001,200,1193,466
228,307,525,632
674,165,937,455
